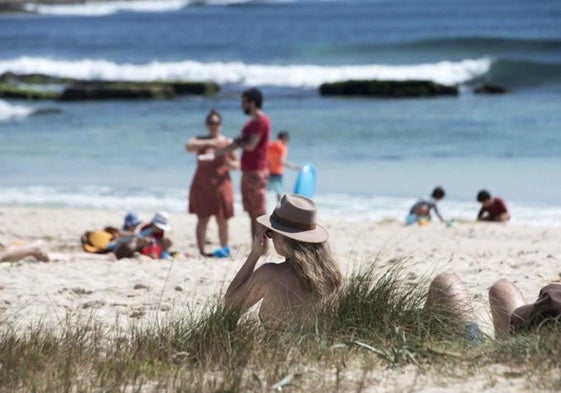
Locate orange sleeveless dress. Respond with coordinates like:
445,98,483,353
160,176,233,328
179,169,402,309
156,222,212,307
188,138,234,219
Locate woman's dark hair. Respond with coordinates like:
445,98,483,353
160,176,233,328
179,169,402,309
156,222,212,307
431,186,445,199
477,189,491,202
242,88,263,109
205,109,222,125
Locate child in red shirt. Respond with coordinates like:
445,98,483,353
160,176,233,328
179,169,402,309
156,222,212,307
476,189,511,222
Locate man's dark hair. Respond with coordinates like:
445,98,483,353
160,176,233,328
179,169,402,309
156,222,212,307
431,186,445,199
278,130,289,140
242,88,263,109
477,189,491,202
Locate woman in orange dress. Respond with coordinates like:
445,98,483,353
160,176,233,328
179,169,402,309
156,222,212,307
186,109,239,257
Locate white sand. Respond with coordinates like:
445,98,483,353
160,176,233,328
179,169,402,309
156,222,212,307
1,205,560,390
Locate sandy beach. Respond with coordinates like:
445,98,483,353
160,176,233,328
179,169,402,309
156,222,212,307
1,205,560,336
2,205,561,391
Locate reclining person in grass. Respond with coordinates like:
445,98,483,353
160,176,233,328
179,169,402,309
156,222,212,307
427,272,561,342
224,194,343,329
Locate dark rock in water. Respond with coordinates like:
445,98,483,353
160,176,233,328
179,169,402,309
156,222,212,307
171,81,220,96
319,80,458,98
0,72,221,100
0,1,26,13
59,82,176,101
60,81,220,100
473,83,508,94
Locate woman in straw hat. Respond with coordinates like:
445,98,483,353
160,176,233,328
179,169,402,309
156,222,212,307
224,194,343,328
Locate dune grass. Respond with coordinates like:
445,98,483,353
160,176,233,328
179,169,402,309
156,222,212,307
1,261,560,392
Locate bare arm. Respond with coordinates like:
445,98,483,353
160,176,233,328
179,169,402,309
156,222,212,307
224,227,268,311
241,133,262,152
477,206,486,221
185,136,220,153
225,149,240,170
497,212,511,222
282,159,301,171
215,131,263,157
431,203,445,222
213,139,239,158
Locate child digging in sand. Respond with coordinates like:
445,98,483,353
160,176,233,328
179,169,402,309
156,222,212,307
406,186,448,226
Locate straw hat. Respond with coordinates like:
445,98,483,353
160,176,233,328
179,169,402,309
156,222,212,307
256,194,328,243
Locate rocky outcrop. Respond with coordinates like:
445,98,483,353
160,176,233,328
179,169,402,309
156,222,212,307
473,83,508,94
0,73,220,101
59,82,175,100
319,80,458,98
0,84,60,100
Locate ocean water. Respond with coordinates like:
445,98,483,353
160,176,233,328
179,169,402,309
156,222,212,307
1,0,561,226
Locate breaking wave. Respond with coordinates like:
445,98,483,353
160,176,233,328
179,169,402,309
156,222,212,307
0,56,492,88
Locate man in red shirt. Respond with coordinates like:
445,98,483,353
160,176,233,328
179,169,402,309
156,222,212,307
215,88,271,239
476,189,511,222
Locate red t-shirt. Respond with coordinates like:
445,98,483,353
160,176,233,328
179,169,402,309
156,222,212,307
479,197,508,220
267,140,287,175
240,114,271,171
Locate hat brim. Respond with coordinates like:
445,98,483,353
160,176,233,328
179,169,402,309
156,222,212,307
256,214,328,243
153,222,171,232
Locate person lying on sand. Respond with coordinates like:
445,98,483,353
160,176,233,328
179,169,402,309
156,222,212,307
429,272,561,341
224,194,343,329
0,241,49,262
489,279,561,337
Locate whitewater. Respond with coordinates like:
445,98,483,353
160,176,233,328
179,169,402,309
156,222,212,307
0,56,492,88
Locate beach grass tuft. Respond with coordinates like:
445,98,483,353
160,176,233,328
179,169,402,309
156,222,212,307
1,260,560,391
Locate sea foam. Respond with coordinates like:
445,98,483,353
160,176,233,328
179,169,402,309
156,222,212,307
1,186,560,228
0,100,34,121
24,0,191,16
22,0,294,16
0,56,492,88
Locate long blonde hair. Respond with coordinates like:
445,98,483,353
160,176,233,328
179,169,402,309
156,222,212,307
283,237,343,299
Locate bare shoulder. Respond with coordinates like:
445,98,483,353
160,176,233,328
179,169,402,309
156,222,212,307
255,262,293,278
257,262,300,286
254,262,284,275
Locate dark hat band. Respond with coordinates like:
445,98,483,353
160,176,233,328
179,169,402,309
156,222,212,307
271,211,316,231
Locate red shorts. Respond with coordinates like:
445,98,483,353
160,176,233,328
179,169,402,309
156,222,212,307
241,170,268,217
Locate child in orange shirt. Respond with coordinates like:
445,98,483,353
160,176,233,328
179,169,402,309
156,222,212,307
267,131,300,202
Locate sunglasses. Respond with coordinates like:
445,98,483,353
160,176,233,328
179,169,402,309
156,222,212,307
265,230,273,239
207,121,221,126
